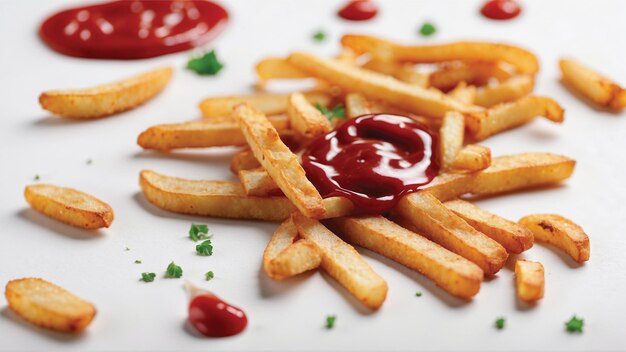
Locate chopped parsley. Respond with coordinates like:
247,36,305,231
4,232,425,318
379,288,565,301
187,50,224,76
189,224,209,241
124,246,130,251
315,103,345,122
415,291,422,297
165,261,183,278
312,30,327,42
86,159,92,165
34,175,40,181
565,316,584,333
141,272,156,282
206,271,215,281
196,239,213,256
495,317,506,330
419,22,437,36
134,260,142,264
325,315,336,329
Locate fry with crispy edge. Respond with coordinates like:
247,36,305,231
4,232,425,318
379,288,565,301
429,61,512,91
452,144,491,172
199,92,331,118
439,111,465,170
287,92,332,138
238,168,281,196
328,216,483,299
234,103,326,219
293,213,388,310
444,199,533,253
474,75,534,108
519,214,590,263
362,59,429,87
345,93,372,118
230,149,261,174
24,184,114,229
39,66,172,119
515,259,545,302
448,82,476,105
263,218,321,280
560,58,626,110
5,278,96,333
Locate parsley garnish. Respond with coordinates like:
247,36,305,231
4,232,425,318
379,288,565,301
86,159,92,165
415,291,422,297
495,317,506,330
141,272,156,282
34,175,40,181
206,271,215,281
165,261,183,278
187,50,224,75
315,103,345,122
134,260,142,264
189,224,209,241
565,316,584,333
325,315,336,329
419,22,436,36
312,30,327,42
196,239,213,256
124,246,130,251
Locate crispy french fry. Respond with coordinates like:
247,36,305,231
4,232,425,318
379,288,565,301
447,82,476,105
5,278,96,333
474,75,534,108
234,104,326,219
24,184,113,229
465,96,564,141
199,92,331,118
230,149,261,174
444,199,533,253
423,172,476,201
39,66,172,119
519,214,589,263
287,92,332,138
293,213,388,310
452,144,491,172
345,93,372,118
560,58,626,110
328,216,483,299
362,59,429,86
263,218,321,280
238,168,280,196
515,259,545,302
439,111,465,170
256,57,310,79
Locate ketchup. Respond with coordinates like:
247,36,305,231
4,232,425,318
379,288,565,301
39,0,229,60
302,114,439,214
188,292,247,338
480,0,522,20
338,0,378,21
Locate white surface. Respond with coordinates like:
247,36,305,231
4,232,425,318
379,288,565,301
1,0,625,351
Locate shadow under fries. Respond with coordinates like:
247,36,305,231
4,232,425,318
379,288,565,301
17,209,106,240
0,307,87,342
32,115,95,126
257,266,317,299
462,183,568,202
132,148,241,166
559,78,623,114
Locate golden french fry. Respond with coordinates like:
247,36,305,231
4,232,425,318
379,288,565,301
292,213,388,310
256,57,310,80
519,214,589,263
39,66,172,119
444,199,533,254
24,184,113,229
465,96,564,141
474,75,534,108
238,168,280,196
429,61,507,91
199,92,331,118
230,149,261,174
423,172,475,202
560,58,626,110
5,278,96,333
287,92,332,138
362,59,429,86
452,144,491,172
439,111,465,170
515,259,545,302
328,216,483,299
234,104,326,219
345,93,372,119
263,218,321,280
447,82,476,105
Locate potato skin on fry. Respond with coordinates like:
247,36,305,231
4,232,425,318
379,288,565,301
5,278,96,333
519,214,590,263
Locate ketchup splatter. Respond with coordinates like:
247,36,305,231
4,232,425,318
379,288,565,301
480,0,522,20
338,0,378,21
302,114,439,214
39,0,229,60
188,292,247,338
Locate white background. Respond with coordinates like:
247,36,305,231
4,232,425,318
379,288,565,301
1,0,625,351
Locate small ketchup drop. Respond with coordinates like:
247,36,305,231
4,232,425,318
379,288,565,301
338,0,378,21
186,284,247,338
480,0,522,20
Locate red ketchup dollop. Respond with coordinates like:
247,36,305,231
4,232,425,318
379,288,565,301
338,0,378,21
39,0,229,59
188,292,247,338
302,114,439,214
480,0,522,20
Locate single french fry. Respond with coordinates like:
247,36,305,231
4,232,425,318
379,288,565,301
429,61,505,91
230,149,261,174
439,111,465,170
452,144,492,172
515,259,545,302
519,214,590,263
345,93,372,118
263,218,321,280
287,92,332,138
362,59,429,87
560,58,626,110
5,278,96,333
256,57,310,79
24,184,113,229
199,92,331,118
444,199,534,253
447,82,476,105
328,216,483,299
292,213,388,310
238,168,280,196
39,66,172,119
474,75,534,108
465,96,564,141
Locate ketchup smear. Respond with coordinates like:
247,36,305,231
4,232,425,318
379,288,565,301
480,0,522,20
188,292,247,338
338,0,378,21
39,0,229,60
302,114,439,214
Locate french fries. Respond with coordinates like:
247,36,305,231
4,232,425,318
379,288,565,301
560,58,626,110
474,75,534,108
515,260,545,302
447,82,476,105
439,111,465,170
199,92,331,118
256,57,310,80
39,66,172,119
444,199,533,254
238,168,281,196
24,184,114,229
345,93,372,118
519,214,590,263
452,144,491,172
5,278,96,333
328,216,483,299
287,92,332,138
230,149,261,174
362,59,429,86
293,213,388,310
263,218,321,280
429,61,508,91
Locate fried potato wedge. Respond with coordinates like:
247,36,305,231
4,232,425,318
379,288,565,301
24,184,113,229
293,213,388,310
466,96,564,141
519,214,590,263
263,218,321,280
396,192,508,275
287,92,332,138
515,259,545,302
230,149,261,174
39,66,172,119
474,75,534,108
238,168,281,196
439,111,465,170
452,144,491,172
235,104,326,219
560,58,626,110
345,93,372,119
5,278,96,333
444,199,533,254
362,59,429,86
328,216,483,299
199,92,331,118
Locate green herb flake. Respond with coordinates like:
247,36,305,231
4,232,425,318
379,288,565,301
187,50,224,76
124,246,130,251
206,271,215,281
86,159,92,165
141,272,156,282
196,239,214,256
415,291,422,297
312,30,327,42
495,317,506,330
419,22,436,37
165,261,183,278
134,260,142,264
189,224,209,241
315,103,346,122
325,315,336,329
34,175,40,181
565,316,584,333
